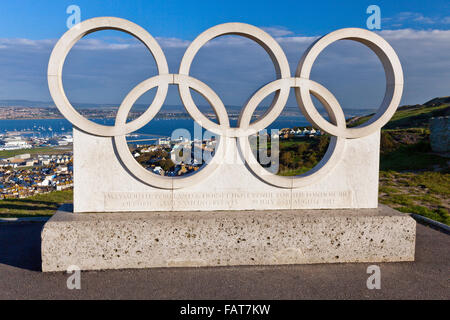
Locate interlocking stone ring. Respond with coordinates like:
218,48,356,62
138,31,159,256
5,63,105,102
48,17,403,190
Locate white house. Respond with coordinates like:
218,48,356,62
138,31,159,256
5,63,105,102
0,137,31,150
158,138,171,146
153,166,164,175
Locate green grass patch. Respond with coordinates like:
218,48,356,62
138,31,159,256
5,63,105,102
397,205,450,225
387,171,450,195
379,186,400,194
278,167,313,176
408,172,450,194
380,141,448,171
379,170,450,225
411,194,442,206
0,189,73,218
382,193,414,206
386,104,449,129
349,103,449,129
0,146,71,158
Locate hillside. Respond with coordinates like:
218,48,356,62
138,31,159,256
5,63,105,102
371,97,449,225
347,96,450,129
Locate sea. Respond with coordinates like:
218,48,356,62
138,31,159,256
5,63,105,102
0,107,373,142
0,116,311,141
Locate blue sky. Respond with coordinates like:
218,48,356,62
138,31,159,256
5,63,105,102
1,0,449,39
0,0,449,112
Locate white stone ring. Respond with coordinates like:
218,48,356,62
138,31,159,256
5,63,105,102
48,17,170,137
178,22,291,138
295,28,404,139
48,17,403,189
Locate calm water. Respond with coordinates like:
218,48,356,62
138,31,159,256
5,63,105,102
0,116,310,140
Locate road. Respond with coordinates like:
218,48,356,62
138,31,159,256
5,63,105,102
0,222,448,299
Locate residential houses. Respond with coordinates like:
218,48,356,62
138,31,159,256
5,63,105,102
0,153,73,199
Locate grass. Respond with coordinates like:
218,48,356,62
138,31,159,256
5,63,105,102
0,146,71,158
378,127,448,172
396,171,450,194
378,127,450,226
348,103,449,129
386,103,449,129
379,171,450,225
380,141,448,171
0,189,73,218
278,167,314,176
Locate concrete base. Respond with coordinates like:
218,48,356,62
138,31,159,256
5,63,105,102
41,205,416,272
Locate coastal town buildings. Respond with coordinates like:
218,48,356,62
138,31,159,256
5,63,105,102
0,152,73,199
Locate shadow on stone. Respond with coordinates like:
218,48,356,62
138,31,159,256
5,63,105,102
0,222,43,271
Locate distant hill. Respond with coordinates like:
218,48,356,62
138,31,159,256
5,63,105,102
0,99,243,113
424,96,450,106
0,100,54,108
347,96,450,129
0,98,433,121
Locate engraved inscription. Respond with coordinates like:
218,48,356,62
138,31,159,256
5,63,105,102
103,190,353,211
173,191,291,208
104,192,172,210
292,190,353,207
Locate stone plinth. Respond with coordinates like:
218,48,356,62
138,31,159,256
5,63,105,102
41,205,416,272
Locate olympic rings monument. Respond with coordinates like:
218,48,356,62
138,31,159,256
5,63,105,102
41,17,416,272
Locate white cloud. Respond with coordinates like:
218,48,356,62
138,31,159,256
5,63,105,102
156,37,190,48
397,12,435,24
0,38,55,48
276,36,317,44
378,28,450,40
383,11,450,27
262,26,294,37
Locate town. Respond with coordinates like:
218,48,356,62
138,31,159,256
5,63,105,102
0,133,73,199
0,105,137,120
0,105,211,120
0,152,73,199
0,132,73,151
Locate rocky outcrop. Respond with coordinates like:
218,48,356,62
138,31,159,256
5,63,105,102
430,116,450,153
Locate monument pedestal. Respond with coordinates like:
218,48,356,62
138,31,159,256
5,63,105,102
41,205,416,272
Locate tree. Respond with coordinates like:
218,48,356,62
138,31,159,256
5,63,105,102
297,143,308,155
159,159,175,172
380,132,396,154
280,151,293,166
